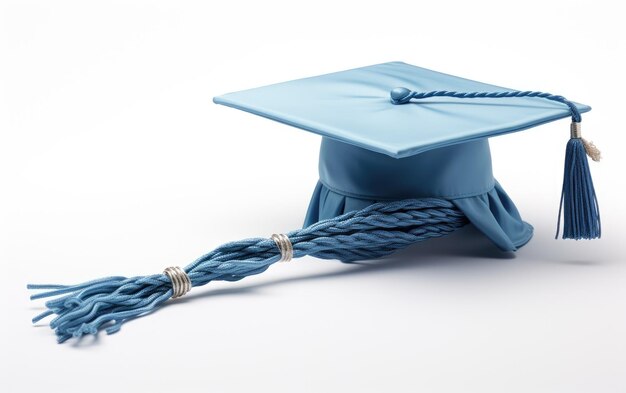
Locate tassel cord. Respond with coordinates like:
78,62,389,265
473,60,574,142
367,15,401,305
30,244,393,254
390,89,582,122
390,87,600,240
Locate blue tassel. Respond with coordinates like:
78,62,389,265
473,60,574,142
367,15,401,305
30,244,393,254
29,199,468,342
389,87,602,240
556,128,601,239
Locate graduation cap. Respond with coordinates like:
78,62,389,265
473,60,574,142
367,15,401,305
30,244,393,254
29,62,601,342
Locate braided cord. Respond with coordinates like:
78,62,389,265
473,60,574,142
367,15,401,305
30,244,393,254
391,88,581,122
29,198,468,342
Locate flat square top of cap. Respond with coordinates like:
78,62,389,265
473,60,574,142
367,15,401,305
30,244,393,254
213,61,590,158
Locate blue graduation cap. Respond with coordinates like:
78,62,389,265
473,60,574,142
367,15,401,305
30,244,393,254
29,62,601,342
214,61,599,250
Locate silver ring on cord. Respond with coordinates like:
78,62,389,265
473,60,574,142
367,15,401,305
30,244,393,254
163,266,192,298
571,122,582,139
271,233,293,262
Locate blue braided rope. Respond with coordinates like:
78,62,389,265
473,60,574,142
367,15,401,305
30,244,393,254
389,87,582,122
29,198,467,343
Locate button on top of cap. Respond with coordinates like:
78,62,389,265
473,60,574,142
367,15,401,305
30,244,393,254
390,87,412,104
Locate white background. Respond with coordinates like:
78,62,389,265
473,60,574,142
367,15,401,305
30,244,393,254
1,0,625,392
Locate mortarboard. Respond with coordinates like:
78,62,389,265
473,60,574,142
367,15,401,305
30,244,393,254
29,62,601,342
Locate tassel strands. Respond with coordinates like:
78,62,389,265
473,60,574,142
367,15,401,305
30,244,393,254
556,122,601,239
29,198,468,343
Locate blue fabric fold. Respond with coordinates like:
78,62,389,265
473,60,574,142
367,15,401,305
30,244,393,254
304,137,533,252
450,181,533,251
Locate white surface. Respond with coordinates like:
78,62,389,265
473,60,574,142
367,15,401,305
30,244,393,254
1,1,625,392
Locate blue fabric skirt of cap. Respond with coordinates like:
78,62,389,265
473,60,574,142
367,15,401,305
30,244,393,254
304,138,533,251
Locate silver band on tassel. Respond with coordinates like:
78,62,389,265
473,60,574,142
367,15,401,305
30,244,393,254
571,122,582,139
570,122,602,161
271,233,293,262
163,266,192,298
